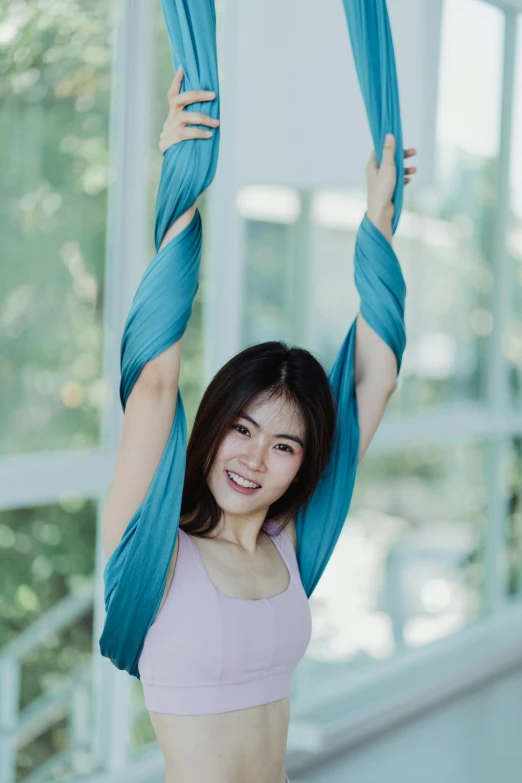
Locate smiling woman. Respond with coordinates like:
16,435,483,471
180,340,336,539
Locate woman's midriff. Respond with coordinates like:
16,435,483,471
149,695,290,783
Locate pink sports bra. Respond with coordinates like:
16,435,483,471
138,519,312,715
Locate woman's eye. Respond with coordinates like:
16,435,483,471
232,426,293,453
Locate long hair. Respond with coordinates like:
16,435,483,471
180,341,337,537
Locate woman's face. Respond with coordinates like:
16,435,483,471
206,393,306,517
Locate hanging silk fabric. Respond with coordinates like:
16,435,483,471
99,0,406,677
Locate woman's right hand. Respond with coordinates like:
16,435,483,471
158,65,219,153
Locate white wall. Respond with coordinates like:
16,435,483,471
230,0,442,188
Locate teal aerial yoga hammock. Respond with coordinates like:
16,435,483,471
100,0,406,677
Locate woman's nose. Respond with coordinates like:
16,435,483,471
241,441,266,471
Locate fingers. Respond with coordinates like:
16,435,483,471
372,136,417,185
382,133,396,163
381,139,417,159
182,127,215,141
180,111,220,129
404,148,417,184
168,65,184,101
159,125,214,152
173,89,216,109
166,63,217,109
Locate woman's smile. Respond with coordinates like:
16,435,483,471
225,469,262,495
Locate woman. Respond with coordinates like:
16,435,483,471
101,66,416,783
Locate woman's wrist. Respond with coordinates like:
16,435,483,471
366,206,393,244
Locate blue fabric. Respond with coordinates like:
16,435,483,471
99,0,406,677
296,2,406,597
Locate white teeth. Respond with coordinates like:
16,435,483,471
226,471,260,489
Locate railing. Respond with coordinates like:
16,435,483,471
0,582,95,783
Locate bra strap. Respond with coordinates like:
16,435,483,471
268,525,299,580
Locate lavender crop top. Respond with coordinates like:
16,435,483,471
137,519,312,715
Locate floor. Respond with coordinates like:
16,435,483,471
290,666,522,783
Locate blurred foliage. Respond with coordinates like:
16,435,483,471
0,0,113,454
0,0,203,449
0,500,96,780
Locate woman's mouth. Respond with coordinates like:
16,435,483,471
225,470,261,495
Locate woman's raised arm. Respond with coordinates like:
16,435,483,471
355,134,416,462
101,69,218,560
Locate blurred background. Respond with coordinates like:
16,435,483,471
2,0,522,781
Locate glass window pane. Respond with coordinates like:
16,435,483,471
0,2,114,454
307,0,504,412
393,0,504,411
293,442,488,700
240,186,302,346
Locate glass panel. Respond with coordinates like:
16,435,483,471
309,190,361,367
0,500,97,779
506,15,522,401
307,0,504,412
0,1,114,454
293,442,487,699
240,186,302,346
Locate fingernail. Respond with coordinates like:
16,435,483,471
385,133,394,142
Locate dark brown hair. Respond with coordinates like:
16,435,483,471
180,341,337,537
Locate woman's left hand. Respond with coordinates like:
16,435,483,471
366,134,417,234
